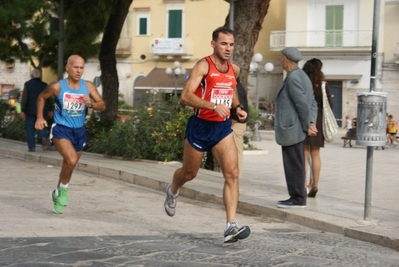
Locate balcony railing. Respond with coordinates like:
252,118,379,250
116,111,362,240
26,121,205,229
270,30,372,50
116,37,132,55
150,38,194,57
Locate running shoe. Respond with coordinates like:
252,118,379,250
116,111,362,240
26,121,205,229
58,187,68,206
163,183,178,217
224,221,251,243
51,190,64,214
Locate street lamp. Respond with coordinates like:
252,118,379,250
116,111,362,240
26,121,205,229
249,53,274,141
165,61,186,96
249,53,274,111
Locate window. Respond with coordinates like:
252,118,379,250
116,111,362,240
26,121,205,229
136,10,150,36
139,17,147,35
168,9,182,38
326,5,344,47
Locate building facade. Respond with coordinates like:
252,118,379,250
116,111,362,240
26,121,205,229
264,0,399,126
3,0,398,125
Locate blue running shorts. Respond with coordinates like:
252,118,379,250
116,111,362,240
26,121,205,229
50,123,87,152
185,115,233,152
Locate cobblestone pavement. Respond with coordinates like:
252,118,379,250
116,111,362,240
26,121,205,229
1,156,399,266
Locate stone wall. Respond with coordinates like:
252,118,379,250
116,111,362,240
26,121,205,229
0,60,30,95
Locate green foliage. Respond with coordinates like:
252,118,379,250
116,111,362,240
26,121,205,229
1,117,26,141
0,100,10,134
0,0,112,70
247,101,262,126
85,94,193,162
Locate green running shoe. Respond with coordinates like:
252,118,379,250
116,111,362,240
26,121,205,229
51,190,64,214
58,187,68,206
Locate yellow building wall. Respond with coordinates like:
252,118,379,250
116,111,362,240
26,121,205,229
130,0,230,76
255,0,286,60
41,67,58,84
130,0,284,76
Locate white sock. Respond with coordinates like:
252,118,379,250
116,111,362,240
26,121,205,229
59,183,68,188
226,221,237,230
168,185,178,197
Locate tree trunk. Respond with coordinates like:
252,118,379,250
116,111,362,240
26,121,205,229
224,0,271,88
99,0,133,121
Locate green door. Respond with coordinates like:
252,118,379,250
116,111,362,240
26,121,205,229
326,5,343,47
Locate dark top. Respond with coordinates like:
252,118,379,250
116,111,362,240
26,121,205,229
230,81,249,123
21,77,53,116
305,81,333,147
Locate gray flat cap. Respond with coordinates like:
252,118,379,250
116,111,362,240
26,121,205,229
281,47,302,62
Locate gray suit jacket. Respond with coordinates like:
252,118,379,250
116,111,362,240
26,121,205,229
274,67,317,146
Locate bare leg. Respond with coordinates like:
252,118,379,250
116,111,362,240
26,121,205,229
52,138,82,187
212,134,239,223
309,146,321,187
304,145,312,187
170,139,203,195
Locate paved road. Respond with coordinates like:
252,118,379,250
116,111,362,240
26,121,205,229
1,156,399,266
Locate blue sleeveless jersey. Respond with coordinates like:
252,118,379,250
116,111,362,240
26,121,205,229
54,79,89,128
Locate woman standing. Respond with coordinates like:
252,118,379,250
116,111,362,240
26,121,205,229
302,58,333,198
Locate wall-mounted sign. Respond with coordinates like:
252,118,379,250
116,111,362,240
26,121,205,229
5,59,15,73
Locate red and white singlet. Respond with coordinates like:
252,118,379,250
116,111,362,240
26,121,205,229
194,56,237,122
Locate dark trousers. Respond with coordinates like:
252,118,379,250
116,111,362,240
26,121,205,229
26,115,47,149
282,140,306,205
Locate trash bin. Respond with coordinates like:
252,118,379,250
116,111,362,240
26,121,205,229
356,92,387,146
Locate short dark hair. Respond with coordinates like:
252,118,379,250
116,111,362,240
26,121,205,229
212,27,234,42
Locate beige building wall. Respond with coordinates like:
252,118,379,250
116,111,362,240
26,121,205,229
255,0,286,60
130,0,230,76
383,1,399,63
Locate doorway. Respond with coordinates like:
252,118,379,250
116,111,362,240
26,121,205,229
327,81,343,127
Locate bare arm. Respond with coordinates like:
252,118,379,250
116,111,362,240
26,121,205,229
35,82,60,130
83,81,106,111
180,59,213,110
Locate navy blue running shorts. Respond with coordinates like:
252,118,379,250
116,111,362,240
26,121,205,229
185,115,232,152
50,123,87,152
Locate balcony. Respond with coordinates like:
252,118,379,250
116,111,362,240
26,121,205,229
116,37,132,57
150,38,194,59
270,30,372,57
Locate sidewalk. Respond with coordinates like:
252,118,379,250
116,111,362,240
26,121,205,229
0,128,398,251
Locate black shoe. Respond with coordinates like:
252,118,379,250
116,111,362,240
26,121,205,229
277,199,291,205
28,148,35,152
308,186,318,198
277,200,306,209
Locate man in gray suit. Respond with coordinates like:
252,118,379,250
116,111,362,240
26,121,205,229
275,47,318,208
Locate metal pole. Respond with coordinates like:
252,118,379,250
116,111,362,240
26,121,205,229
229,0,234,61
174,75,177,97
251,73,261,141
57,0,65,80
255,73,259,111
364,0,380,221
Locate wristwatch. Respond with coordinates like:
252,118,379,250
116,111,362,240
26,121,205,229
235,104,244,110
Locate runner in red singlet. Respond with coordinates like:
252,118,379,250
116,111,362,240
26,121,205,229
163,26,251,243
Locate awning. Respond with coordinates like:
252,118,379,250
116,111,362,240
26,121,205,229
134,67,192,92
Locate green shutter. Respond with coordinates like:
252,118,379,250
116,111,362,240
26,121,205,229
326,5,343,47
168,10,182,38
139,18,147,35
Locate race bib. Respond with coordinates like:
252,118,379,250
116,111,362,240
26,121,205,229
211,89,233,107
63,93,85,111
